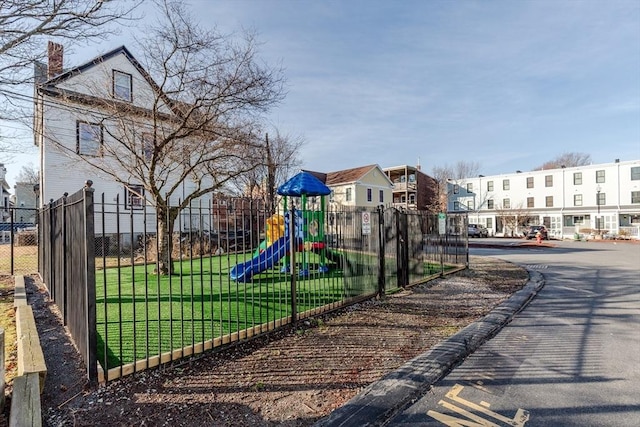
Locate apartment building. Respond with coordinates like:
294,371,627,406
448,159,640,239
383,164,437,210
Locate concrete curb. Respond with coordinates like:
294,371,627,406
314,271,545,427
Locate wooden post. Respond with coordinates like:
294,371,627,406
9,373,42,427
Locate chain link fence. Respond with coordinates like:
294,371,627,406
0,208,38,275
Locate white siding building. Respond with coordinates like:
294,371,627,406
34,43,212,236
448,159,640,240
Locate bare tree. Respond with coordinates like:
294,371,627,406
41,0,285,274
229,129,304,215
0,0,141,157
428,161,480,213
494,202,534,237
15,162,39,184
533,152,591,170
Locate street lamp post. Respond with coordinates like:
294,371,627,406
596,185,601,235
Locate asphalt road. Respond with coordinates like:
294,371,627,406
388,239,640,426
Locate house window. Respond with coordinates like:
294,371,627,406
631,191,640,204
545,175,553,187
526,177,534,189
487,199,494,209
142,133,154,161
486,218,492,229
503,179,510,190
345,188,352,202
596,170,605,183
77,121,102,156
487,181,494,192
564,215,589,226
527,197,534,208
367,188,372,202
379,190,384,203
546,196,553,207
631,167,640,181
453,184,459,194
597,192,606,206
503,198,510,209
466,183,473,192
113,70,132,101
409,193,416,204
574,172,582,185
125,185,144,210
574,194,583,206
329,190,335,202
468,199,475,210
453,201,460,211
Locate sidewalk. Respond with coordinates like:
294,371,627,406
315,271,545,426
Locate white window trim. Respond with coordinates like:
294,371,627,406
113,70,133,102
77,121,102,156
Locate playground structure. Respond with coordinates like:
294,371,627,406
230,171,332,282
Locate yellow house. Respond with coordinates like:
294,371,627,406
318,164,394,208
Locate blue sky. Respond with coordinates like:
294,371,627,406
4,0,640,186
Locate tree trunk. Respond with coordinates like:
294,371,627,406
265,133,277,216
156,206,178,275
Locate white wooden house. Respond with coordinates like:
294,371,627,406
34,43,213,240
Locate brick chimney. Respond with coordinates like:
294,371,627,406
47,41,64,79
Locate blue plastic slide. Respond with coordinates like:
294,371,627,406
230,236,291,282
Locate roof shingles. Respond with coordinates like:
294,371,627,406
324,165,378,186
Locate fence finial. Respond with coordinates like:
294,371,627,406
85,180,93,188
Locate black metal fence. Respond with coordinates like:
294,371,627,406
0,208,38,275
38,186,97,383
37,186,468,384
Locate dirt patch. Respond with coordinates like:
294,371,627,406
13,256,527,426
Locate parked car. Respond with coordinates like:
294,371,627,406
468,223,489,238
525,225,548,240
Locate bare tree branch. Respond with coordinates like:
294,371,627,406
0,0,141,87
15,162,39,183
39,0,286,274
0,0,142,158
533,152,592,170
427,161,481,213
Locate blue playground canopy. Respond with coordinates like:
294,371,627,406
277,171,331,197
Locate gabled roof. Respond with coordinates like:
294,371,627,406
325,164,380,186
46,45,146,86
41,45,181,117
300,170,327,183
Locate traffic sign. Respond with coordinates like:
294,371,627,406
362,212,371,235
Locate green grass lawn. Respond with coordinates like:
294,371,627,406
96,251,349,369
96,250,457,370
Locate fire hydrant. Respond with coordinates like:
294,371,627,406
536,230,542,244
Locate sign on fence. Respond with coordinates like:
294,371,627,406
362,211,371,235
438,212,447,235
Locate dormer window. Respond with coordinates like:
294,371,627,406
113,70,132,101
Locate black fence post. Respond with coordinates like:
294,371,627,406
401,210,409,287
48,199,55,300
9,212,14,275
62,192,69,325
83,181,98,385
289,204,297,325
377,205,385,297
